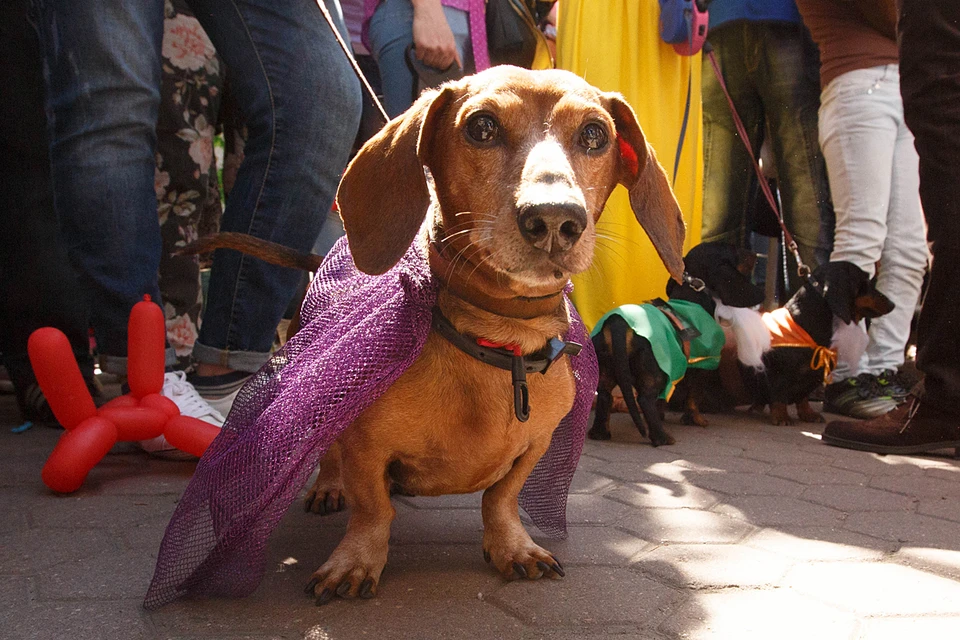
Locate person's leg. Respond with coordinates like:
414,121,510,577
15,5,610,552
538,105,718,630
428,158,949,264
701,23,766,250
820,0,960,455
155,0,224,369
864,67,928,377
368,0,418,118
186,0,361,378
759,22,831,274
819,65,927,419
900,0,960,414
368,0,471,118
31,0,167,375
818,66,897,382
1,0,98,423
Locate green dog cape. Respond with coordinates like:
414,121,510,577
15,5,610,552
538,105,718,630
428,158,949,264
591,299,725,400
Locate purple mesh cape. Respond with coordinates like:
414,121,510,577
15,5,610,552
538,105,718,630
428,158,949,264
144,236,598,609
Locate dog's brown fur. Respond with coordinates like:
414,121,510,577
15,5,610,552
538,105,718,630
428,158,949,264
192,67,686,603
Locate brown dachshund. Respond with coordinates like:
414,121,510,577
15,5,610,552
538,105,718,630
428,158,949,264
189,66,686,603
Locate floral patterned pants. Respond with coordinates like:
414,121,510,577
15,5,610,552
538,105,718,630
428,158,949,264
156,0,224,367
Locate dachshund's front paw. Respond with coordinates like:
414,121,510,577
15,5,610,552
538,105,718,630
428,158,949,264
768,403,794,426
681,412,709,427
587,425,612,440
483,539,565,581
796,400,825,424
306,546,387,605
797,408,825,423
649,430,676,447
304,478,347,516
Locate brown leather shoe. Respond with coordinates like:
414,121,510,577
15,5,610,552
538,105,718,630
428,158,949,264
822,394,960,457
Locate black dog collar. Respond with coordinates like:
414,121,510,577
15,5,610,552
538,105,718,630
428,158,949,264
431,308,582,422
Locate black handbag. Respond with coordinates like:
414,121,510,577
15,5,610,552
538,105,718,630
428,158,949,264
485,0,554,69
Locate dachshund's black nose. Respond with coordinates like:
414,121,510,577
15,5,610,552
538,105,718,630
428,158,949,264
517,203,587,253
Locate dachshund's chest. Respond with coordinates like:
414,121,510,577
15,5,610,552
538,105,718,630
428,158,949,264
352,333,576,495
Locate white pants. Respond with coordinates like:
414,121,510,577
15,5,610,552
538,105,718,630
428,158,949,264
820,64,929,379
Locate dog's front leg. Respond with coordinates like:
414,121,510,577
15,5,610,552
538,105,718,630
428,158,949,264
769,401,793,426
588,386,614,440
304,442,347,515
306,447,393,604
482,439,565,581
795,398,825,423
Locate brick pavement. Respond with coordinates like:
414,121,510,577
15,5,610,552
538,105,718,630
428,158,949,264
2,385,959,639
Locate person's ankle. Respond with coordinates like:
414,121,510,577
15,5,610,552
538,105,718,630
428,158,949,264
194,363,236,377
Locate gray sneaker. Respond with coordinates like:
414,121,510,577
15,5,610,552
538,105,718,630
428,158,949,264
875,368,911,404
823,373,898,419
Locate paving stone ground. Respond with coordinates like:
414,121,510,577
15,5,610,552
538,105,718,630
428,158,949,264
2,381,959,639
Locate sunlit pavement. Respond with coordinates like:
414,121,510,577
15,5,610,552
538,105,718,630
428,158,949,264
2,381,959,640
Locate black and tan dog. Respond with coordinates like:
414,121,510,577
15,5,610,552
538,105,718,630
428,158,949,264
589,242,765,446
721,261,894,425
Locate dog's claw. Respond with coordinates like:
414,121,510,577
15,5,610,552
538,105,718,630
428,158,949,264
304,577,319,595
315,588,333,606
483,550,491,563
336,580,352,598
338,495,346,511
551,562,565,577
324,494,335,514
536,561,551,577
359,578,375,599
512,562,527,579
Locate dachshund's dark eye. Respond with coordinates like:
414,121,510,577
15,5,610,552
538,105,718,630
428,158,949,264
579,123,608,152
465,113,500,145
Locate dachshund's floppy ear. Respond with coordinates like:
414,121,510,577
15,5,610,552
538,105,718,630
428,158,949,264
337,87,455,274
607,94,686,283
821,269,857,324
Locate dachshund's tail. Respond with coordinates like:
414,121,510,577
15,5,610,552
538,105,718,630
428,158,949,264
607,316,650,439
177,232,324,272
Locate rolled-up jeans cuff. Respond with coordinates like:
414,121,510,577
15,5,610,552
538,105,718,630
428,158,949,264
191,342,270,374
100,348,178,376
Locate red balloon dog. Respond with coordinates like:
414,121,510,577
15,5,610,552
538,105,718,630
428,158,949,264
28,295,221,493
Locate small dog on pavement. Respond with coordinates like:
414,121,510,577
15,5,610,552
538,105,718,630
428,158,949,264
589,242,765,446
175,66,687,603
722,261,894,425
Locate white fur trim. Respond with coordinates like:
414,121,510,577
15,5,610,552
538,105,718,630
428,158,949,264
714,300,771,369
831,317,869,373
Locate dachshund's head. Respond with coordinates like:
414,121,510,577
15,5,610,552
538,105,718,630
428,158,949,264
815,261,895,324
337,66,686,312
666,242,765,313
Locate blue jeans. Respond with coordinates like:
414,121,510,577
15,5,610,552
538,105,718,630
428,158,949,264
701,21,832,277
368,0,473,118
32,0,361,374
1,0,95,390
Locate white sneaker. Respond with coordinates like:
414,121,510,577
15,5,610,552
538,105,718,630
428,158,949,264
138,371,225,460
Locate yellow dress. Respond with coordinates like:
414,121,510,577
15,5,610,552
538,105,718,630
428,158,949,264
557,0,703,330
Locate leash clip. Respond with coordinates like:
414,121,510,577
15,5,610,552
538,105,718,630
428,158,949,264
683,272,706,292
511,355,530,422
